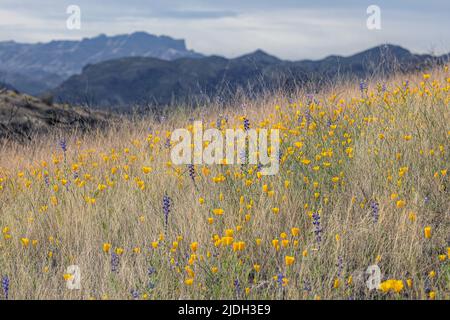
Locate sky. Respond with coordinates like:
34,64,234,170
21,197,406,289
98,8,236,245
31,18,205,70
0,0,449,60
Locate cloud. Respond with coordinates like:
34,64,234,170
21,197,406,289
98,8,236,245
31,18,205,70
0,0,449,59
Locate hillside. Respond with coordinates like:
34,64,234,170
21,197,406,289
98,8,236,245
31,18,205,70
51,44,446,109
0,68,448,299
0,89,111,141
0,32,202,95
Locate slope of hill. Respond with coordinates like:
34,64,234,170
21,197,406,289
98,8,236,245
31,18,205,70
51,44,445,109
0,32,203,95
0,81,16,91
0,89,111,141
0,68,448,299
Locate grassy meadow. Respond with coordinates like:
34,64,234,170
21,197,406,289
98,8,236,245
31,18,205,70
0,67,449,300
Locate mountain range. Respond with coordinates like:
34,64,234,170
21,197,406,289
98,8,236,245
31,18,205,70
50,44,447,109
0,32,202,95
1,32,448,110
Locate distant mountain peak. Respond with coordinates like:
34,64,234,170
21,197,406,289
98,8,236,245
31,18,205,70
354,44,412,58
235,49,281,63
0,32,203,94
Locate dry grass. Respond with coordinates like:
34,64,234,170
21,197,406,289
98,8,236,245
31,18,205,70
0,67,449,300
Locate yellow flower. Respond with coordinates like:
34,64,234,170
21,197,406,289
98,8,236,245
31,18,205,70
396,200,406,208
393,280,404,293
21,237,30,247
285,255,295,266
438,254,446,262
232,241,245,251
199,197,205,204
379,279,403,293
406,279,413,288
221,236,233,246
333,278,340,289
115,247,124,255
63,273,74,281
429,270,436,278
302,249,308,257
424,226,432,239
142,166,152,174
133,247,141,254
211,267,218,274
190,242,198,252
253,264,261,272
184,278,194,286
272,207,279,214
291,227,300,237
213,208,224,216
151,241,159,249
429,291,436,300
408,212,416,222
103,243,111,253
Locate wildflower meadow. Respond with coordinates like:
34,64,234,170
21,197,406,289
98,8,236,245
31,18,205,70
0,67,448,300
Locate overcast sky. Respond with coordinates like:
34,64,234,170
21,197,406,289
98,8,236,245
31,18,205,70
0,0,449,59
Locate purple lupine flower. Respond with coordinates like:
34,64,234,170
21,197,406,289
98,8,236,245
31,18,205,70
234,278,241,297
163,194,172,229
148,267,156,276
359,80,368,93
111,253,119,273
370,200,379,223
131,289,139,300
59,138,67,163
276,273,284,287
303,279,311,292
337,256,343,277
59,138,67,153
243,117,250,132
403,80,409,89
216,115,224,129
164,138,171,149
44,175,50,187
2,275,9,299
304,109,312,125
187,164,195,181
312,212,322,245
239,149,247,165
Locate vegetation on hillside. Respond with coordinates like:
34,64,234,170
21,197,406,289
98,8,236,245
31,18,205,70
0,67,448,300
